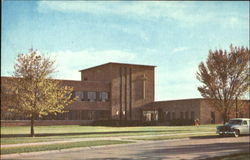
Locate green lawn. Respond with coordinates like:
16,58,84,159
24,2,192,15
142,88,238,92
1,140,132,155
1,124,217,135
0,125,218,155
1,125,217,145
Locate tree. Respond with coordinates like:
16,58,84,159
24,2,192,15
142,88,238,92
7,49,75,137
196,44,249,124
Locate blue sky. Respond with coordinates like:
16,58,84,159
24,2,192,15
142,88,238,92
2,1,249,101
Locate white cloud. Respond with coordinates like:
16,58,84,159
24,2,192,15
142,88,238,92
49,49,136,80
37,1,182,17
172,47,189,53
226,17,246,29
109,24,150,42
36,1,205,25
37,1,249,29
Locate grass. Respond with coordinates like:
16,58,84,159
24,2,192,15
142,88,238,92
1,125,216,145
1,140,132,155
0,124,219,155
1,124,217,135
205,152,250,160
1,125,217,145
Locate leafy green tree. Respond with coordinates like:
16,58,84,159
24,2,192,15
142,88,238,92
7,49,75,136
196,45,249,124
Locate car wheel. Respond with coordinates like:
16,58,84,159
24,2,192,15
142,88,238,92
219,133,224,137
234,130,240,137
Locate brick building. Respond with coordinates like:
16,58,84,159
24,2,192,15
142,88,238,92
141,99,249,124
1,62,249,125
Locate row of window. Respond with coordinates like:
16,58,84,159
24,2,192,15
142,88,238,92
165,111,195,120
142,111,196,121
73,91,109,102
68,110,110,120
1,110,110,120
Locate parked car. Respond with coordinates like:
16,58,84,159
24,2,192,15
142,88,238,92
216,118,250,137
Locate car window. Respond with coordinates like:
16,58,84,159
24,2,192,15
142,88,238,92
242,121,247,125
228,120,242,125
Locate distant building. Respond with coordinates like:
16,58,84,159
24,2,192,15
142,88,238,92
1,62,249,126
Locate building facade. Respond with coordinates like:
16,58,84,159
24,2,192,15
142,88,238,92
141,99,249,124
1,62,249,125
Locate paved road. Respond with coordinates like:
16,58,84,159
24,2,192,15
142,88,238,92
2,136,249,160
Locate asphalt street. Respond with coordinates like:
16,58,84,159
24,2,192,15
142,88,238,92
2,136,249,160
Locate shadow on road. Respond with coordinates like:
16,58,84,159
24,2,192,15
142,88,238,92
128,141,250,160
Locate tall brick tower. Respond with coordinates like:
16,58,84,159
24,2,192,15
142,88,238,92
79,62,155,120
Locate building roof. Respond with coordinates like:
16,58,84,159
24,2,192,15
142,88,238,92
154,98,204,103
79,62,156,72
230,118,250,121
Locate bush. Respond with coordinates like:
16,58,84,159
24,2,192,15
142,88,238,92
92,120,143,126
92,119,195,126
169,119,194,126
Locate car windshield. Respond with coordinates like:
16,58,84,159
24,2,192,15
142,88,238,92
228,120,242,125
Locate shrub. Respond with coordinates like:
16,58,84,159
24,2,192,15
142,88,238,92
169,119,194,126
92,120,143,126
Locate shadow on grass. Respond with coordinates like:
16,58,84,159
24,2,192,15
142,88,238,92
1,129,191,138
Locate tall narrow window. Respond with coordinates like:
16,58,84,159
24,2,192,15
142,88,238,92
142,74,147,99
191,111,195,120
87,92,96,102
185,112,189,119
180,112,184,119
99,92,109,102
211,112,215,124
172,112,176,120
166,111,171,120
82,91,88,101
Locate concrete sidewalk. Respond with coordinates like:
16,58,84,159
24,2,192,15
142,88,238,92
1,131,214,148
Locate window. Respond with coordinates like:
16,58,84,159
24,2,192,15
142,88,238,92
87,92,96,102
99,92,109,102
211,112,215,124
82,91,88,101
75,91,83,101
172,112,176,120
68,110,81,120
185,112,189,119
135,79,144,100
180,112,184,119
191,112,195,120
143,111,158,121
229,120,242,125
88,111,95,120
242,121,247,125
165,111,171,120
239,112,243,118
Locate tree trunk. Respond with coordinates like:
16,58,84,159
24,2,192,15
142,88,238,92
30,115,35,137
222,112,227,125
